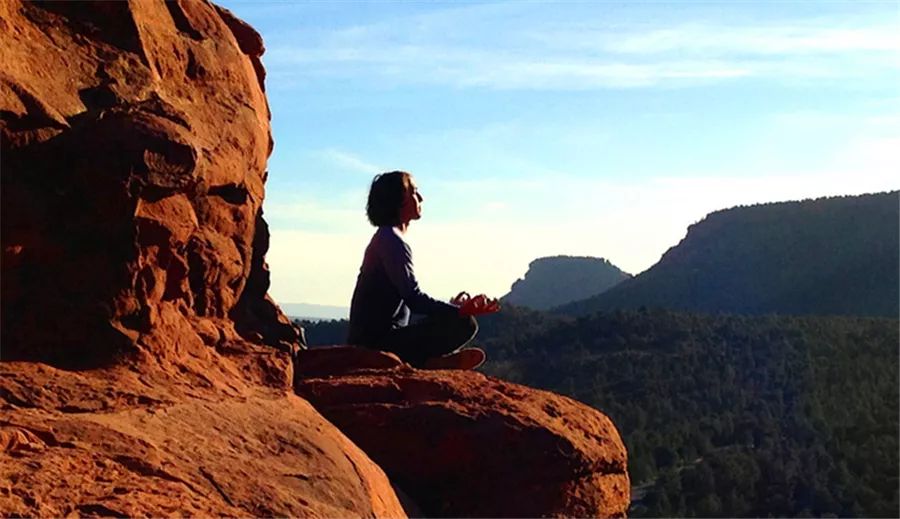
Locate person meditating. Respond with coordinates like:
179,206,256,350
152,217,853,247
347,170,499,370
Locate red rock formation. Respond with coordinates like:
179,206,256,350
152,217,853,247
0,0,296,371
0,361,404,517
296,347,631,518
0,2,405,516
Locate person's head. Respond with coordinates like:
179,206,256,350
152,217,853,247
366,170,424,227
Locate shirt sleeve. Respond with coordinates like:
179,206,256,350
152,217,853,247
379,232,458,316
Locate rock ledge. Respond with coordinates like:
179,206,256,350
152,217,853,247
296,346,631,518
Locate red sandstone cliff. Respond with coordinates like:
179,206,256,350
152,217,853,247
1,0,297,371
1,2,403,516
0,2,628,517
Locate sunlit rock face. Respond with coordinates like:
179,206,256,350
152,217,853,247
0,3,409,517
296,346,632,518
0,363,408,518
1,0,298,369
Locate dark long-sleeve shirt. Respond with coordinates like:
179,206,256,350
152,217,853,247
347,226,456,346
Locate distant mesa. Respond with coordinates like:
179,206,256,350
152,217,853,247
555,191,900,318
281,302,349,321
501,255,631,311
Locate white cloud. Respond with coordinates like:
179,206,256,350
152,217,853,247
600,24,899,56
318,148,383,175
262,6,898,90
456,60,752,89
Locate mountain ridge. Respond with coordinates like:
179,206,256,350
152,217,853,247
555,191,899,318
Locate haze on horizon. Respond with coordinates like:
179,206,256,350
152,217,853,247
218,0,899,308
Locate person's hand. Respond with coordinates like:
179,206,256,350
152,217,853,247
450,291,470,305
452,291,501,316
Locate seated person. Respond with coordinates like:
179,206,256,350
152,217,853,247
347,170,496,369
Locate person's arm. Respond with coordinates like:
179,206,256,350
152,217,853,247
380,232,457,316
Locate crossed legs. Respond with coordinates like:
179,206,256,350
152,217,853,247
375,314,478,368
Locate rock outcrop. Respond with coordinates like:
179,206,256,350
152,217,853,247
296,347,631,518
0,2,404,516
0,361,404,518
1,0,297,371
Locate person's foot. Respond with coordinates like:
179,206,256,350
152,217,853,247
422,347,486,370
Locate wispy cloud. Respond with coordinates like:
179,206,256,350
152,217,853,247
262,4,899,90
317,148,383,175
587,24,899,56
456,60,753,89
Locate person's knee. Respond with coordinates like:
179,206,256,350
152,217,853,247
424,312,478,350
451,314,478,342
465,315,478,336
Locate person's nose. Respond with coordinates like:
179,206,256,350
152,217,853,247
417,192,424,203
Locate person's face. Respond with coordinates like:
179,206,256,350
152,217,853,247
400,176,424,223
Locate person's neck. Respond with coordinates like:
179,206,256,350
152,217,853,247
395,221,410,234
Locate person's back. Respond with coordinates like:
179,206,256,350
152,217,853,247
348,225,452,345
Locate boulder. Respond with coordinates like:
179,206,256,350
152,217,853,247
296,347,631,518
0,362,405,518
294,345,405,379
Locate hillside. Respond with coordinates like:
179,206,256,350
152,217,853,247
480,309,900,518
556,191,899,318
501,255,631,310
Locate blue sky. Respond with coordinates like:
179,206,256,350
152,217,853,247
218,0,899,308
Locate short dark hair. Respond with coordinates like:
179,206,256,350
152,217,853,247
366,171,411,226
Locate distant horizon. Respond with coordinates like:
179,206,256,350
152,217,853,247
279,301,350,320
218,1,899,307
277,189,898,314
